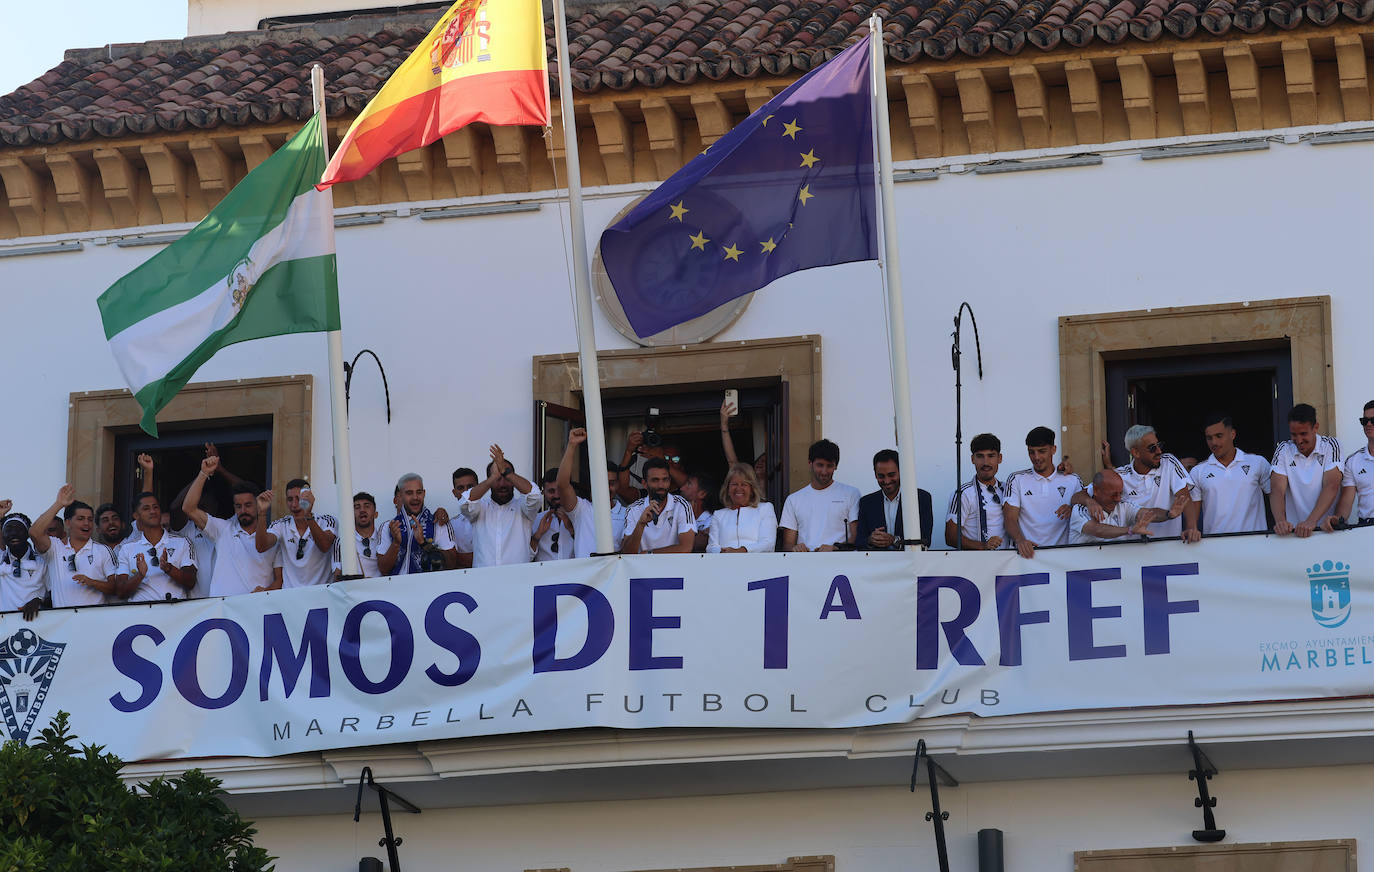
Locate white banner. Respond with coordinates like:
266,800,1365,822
0,530,1369,761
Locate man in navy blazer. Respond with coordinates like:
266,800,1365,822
856,449,934,549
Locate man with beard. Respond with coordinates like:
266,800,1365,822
182,456,275,596
779,439,861,552
857,449,934,549
352,493,384,578
623,458,696,554
531,469,576,562
255,479,337,589
0,510,46,619
114,492,197,602
460,444,543,568
1004,426,1083,558
31,485,118,607
555,427,629,557
95,503,129,548
379,474,457,575
946,434,1009,550
1075,425,1198,542
1069,468,1190,545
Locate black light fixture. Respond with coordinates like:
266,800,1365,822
951,302,984,549
354,766,422,871
344,349,392,423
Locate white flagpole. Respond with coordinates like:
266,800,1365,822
867,16,924,549
550,0,615,554
312,63,362,577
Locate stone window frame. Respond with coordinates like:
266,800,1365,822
67,375,313,516
1058,296,1334,472
532,335,822,495
1075,837,1354,870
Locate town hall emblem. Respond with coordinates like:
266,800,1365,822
0,628,66,744
1308,560,1352,629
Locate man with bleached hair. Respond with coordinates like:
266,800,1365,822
1074,424,1198,542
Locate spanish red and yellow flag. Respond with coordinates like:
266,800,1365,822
318,0,549,188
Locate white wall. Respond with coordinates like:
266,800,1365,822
3,136,1370,542
251,764,1368,870
188,0,390,34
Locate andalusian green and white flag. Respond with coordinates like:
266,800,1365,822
99,114,339,435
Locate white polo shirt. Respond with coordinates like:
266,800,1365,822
1189,449,1271,534
355,528,384,578
625,493,696,552
946,479,1007,547
200,515,276,596
378,513,456,574
1272,437,1342,525
459,488,543,568
178,521,215,599
1003,468,1082,547
1068,500,1144,545
779,481,862,549
1,547,47,611
1342,446,1374,522
119,530,197,602
269,515,339,588
41,538,116,607
1114,454,1194,538
567,498,628,558
449,511,474,555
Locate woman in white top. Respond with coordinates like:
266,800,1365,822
708,463,778,553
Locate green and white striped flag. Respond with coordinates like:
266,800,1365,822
99,114,339,435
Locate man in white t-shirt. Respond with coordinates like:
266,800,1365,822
115,492,197,602
255,479,337,589
1073,424,1199,542
946,433,1008,550
447,467,478,568
460,444,543,568
531,469,576,562
378,474,458,575
1069,469,1188,545
779,439,861,552
1323,401,1374,530
1271,403,1342,537
31,487,119,608
1,510,46,619
181,456,276,596
555,428,628,557
1189,412,1272,534
1003,426,1084,558
623,457,696,553
352,492,385,578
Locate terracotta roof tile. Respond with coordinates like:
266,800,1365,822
0,0,1361,147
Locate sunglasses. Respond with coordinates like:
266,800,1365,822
9,560,20,579
1143,442,1164,454
1360,417,1374,427
146,546,159,567
550,531,560,554
65,553,77,571
362,539,372,558
294,537,308,560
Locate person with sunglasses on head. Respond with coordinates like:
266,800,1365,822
1187,412,1272,535
113,492,197,602
31,485,118,608
0,507,46,620
1320,401,1374,532
1072,424,1199,543
946,434,1010,550
1271,403,1342,538
254,479,337,589
352,492,384,577
180,456,275,597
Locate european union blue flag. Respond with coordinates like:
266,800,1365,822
599,35,877,338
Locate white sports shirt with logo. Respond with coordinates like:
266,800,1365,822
1113,454,1195,538
1341,446,1374,521
1272,436,1341,525
1188,449,1271,534
1003,468,1083,547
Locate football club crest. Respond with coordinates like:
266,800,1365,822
1152,474,1161,487
1308,560,1352,629
1057,486,1067,497
0,628,66,744
1242,465,1250,474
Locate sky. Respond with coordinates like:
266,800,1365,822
1,1,187,95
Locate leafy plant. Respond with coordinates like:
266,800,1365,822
0,712,273,871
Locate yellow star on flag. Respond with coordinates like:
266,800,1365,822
782,119,802,139
668,201,689,222
689,230,710,251
760,237,777,253
797,185,814,205
722,243,743,262
799,149,819,168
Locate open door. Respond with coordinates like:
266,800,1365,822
533,400,586,484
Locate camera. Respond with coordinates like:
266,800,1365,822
643,407,663,448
